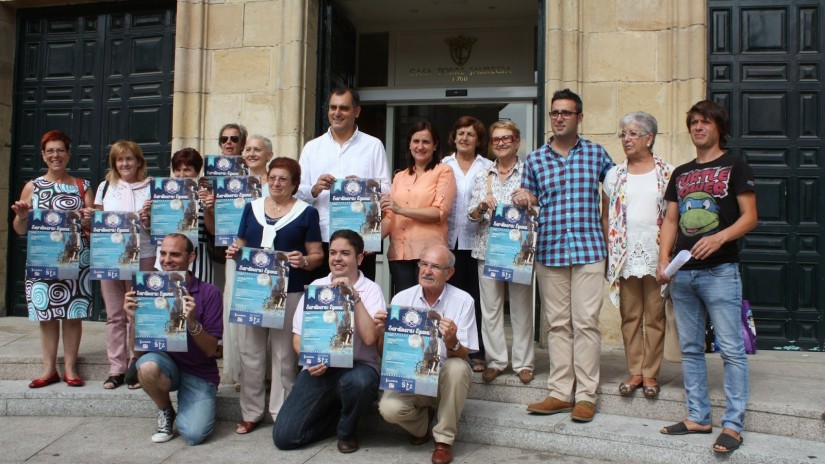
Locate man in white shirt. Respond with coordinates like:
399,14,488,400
378,245,478,464
296,86,391,281
273,229,387,454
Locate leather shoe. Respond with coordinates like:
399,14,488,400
336,438,358,453
526,396,573,415
63,374,85,387
29,372,61,389
517,369,534,384
431,442,453,464
571,400,597,422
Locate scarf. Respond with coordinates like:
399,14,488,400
606,154,671,307
250,197,309,248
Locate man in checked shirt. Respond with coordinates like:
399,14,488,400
512,88,615,422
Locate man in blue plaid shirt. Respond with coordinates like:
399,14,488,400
513,88,614,422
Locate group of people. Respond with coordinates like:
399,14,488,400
12,85,756,460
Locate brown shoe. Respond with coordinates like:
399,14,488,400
526,396,573,415
517,369,534,384
481,367,502,382
337,438,358,453
431,442,453,464
571,400,597,422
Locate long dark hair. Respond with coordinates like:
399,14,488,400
405,120,441,174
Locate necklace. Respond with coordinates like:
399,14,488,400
497,162,515,176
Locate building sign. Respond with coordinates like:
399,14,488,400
394,28,534,87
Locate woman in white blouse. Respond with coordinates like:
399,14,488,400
467,120,535,384
94,140,155,389
442,115,493,373
601,112,673,399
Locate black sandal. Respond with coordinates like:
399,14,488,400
713,431,743,454
103,374,125,390
125,357,140,389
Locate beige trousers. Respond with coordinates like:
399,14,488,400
477,261,535,372
221,258,241,384
536,261,604,403
378,357,471,445
619,275,665,379
237,292,300,422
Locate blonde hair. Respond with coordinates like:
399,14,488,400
105,140,147,185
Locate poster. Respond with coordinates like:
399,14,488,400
150,177,200,246
133,271,188,352
380,305,443,397
229,247,289,328
26,209,82,280
213,176,263,246
204,155,248,177
482,204,536,285
329,178,382,252
298,284,355,368
90,211,142,280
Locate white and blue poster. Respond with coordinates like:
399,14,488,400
26,209,82,280
133,271,188,352
150,177,200,246
298,285,354,368
329,178,382,252
213,176,263,246
482,205,537,285
380,305,442,397
204,155,248,177
90,211,142,280
229,247,289,328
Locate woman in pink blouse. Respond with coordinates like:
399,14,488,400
381,121,457,294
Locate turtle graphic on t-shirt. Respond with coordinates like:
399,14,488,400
679,191,720,237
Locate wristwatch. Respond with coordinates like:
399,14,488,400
448,340,461,351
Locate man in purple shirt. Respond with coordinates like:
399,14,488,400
513,89,614,422
124,233,223,445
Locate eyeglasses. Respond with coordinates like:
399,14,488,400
267,175,291,184
491,135,517,145
418,260,451,272
220,135,240,144
549,110,579,119
619,130,647,140
44,148,68,155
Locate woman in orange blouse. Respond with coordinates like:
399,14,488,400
381,120,457,294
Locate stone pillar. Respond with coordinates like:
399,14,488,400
172,0,319,160
539,0,707,350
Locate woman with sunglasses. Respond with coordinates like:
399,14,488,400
218,123,248,156
468,120,535,384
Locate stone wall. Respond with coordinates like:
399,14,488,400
0,4,16,316
172,0,319,160
542,0,707,349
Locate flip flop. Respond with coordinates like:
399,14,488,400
713,432,743,454
660,421,712,435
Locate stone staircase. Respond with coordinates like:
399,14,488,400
2,318,824,463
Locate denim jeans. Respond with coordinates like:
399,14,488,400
670,262,749,433
272,362,379,449
137,352,217,445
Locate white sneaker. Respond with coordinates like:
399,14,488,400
151,407,176,443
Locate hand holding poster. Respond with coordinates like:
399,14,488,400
380,305,443,397
214,176,263,246
482,204,537,285
133,271,188,352
26,209,83,280
229,247,289,328
90,211,142,280
298,284,354,368
150,177,200,246
329,178,382,252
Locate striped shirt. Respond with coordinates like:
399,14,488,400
521,137,614,267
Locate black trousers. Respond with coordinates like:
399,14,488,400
447,248,484,359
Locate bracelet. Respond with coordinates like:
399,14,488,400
303,256,309,268
187,321,203,336
477,204,487,214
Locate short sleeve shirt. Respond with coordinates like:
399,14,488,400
664,152,755,269
168,276,224,386
521,137,614,266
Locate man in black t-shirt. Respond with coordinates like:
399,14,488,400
656,100,757,455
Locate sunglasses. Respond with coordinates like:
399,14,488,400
220,135,240,144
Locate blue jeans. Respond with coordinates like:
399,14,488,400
273,362,379,449
670,263,749,433
136,352,217,445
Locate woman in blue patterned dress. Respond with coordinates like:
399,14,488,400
11,130,94,388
